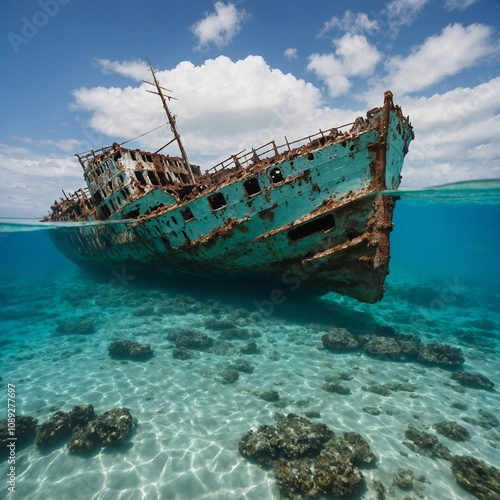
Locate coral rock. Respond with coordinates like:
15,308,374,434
35,411,71,448
417,343,464,367
321,328,359,350
451,371,494,389
451,455,500,499
95,407,133,446
108,340,152,359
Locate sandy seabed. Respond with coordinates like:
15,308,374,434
1,268,499,500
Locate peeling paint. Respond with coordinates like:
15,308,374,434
43,88,413,303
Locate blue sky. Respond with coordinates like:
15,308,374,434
1,0,499,217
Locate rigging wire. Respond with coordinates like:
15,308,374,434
118,123,167,147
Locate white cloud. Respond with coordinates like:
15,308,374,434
381,23,496,96
307,54,351,97
334,34,381,77
400,77,500,188
383,0,430,36
284,48,298,59
0,143,82,217
94,58,149,81
71,55,344,164
191,1,249,50
445,0,479,11
3,52,498,217
307,34,380,97
320,11,379,37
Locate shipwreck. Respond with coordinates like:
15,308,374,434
43,63,414,303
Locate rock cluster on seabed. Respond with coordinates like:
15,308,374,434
108,340,153,359
322,327,466,367
239,414,375,498
0,416,37,457
451,455,500,499
4,404,136,454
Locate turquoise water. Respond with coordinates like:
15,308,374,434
1,180,499,499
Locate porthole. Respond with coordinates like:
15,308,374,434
181,207,195,222
243,177,261,196
208,192,227,211
270,167,284,183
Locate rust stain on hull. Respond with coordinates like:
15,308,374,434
43,79,414,304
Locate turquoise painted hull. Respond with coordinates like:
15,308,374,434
47,92,414,303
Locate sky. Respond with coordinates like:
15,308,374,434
1,0,499,217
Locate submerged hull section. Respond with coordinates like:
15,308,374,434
46,91,414,303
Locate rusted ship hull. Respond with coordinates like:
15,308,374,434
45,90,413,303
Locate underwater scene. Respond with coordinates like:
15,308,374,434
1,180,499,500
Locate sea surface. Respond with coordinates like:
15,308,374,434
1,180,499,499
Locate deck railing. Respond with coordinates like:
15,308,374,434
205,123,354,175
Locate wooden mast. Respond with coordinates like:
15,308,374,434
145,60,195,183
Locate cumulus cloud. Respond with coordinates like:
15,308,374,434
94,58,149,81
319,11,379,37
284,48,298,59
383,23,496,96
399,77,500,188
3,50,498,217
191,1,249,50
0,142,82,217
71,55,347,165
307,34,381,96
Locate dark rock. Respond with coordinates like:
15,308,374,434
172,347,193,360
373,479,385,500
417,342,465,367
35,411,72,448
240,341,260,354
330,432,376,465
393,467,414,489
363,406,382,416
313,445,363,496
238,424,281,465
395,334,422,358
95,407,133,446
67,422,100,453
231,359,254,373
363,337,402,359
275,415,334,459
462,410,499,430
451,401,468,410
404,424,451,460
219,368,239,384
239,416,374,498
321,328,359,350
451,371,495,389
386,382,417,393
362,384,392,397
451,455,500,499
218,328,250,340
304,411,321,418
108,340,152,359
260,390,280,402
404,424,439,448
273,458,314,498
68,404,95,429
175,330,213,350
0,415,37,455
322,382,351,395
433,421,471,441
55,318,95,336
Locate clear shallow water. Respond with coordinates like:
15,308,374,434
0,181,499,499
